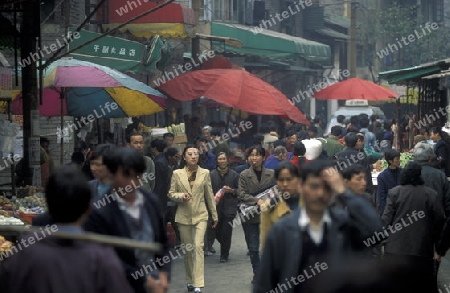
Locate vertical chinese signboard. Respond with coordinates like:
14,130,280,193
0,67,12,99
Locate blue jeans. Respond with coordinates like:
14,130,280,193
243,223,260,275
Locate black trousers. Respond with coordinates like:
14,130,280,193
165,204,181,246
215,214,236,258
204,214,216,251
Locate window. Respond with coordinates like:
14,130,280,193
212,0,249,23
41,0,55,22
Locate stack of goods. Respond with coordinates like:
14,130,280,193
166,123,185,136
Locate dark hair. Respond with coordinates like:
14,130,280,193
308,126,318,134
345,133,358,148
273,146,287,156
360,117,370,128
350,115,359,126
71,152,85,165
215,152,229,164
298,159,334,182
331,126,343,137
151,138,168,153
356,133,365,142
297,131,310,141
347,125,359,133
165,147,179,157
313,117,321,124
163,133,174,139
400,161,424,186
104,147,146,176
429,127,441,136
180,144,199,168
126,131,143,144
341,164,365,180
293,141,306,156
90,144,115,161
247,145,265,157
45,165,91,223
337,115,345,123
195,135,208,143
273,140,285,148
253,134,264,145
211,128,221,137
286,129,297,138
275,161,299,179
384,149,401,165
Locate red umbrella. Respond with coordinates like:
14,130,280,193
313,77,398,100
158,69,310,125
202,56,242,70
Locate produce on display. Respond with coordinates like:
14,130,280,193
378,152,414,170
0,215,24,225
166,123,185,136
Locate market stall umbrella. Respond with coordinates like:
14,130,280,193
12,58,166,163
157,69,309,125
313,77,398,100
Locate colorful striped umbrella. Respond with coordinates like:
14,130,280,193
12,58,166,117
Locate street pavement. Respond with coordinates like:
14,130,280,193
167,219,450,293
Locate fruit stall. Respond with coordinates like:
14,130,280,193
372,152,414,185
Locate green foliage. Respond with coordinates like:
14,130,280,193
357,2,450,71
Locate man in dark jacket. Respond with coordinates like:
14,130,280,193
84,148,171,293
336,133,378,194
254,160,382,293
0,166,133,293
430,127,450,178
377,149,402,215
413,141,450,217
152,138,171,217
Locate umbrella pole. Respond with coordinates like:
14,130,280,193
60,89,64,165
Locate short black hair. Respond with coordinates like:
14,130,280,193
163,133,174,139
337,115,345,123
308,126,318,133
104,147,146,176
400,161,424,186
247,145,265,158
350,116,359,125
253,134,264,145
45,165,91,223
126,131,143,144
347,125,359,134
195,135,208,143
293,141,306,156
165,147,179,157
90,144,115,161
297,131,310,141
298,159,334,182
360,117,370,128
151,138,168,153
341,164,365,180
331,126,343,137
429,127,441,136
384,149,401,165
71,152,85,165
345,133,358,148
273,140,285,148
211,128,221,137
286,129,297,138
275,161,299,180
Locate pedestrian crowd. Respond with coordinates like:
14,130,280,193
2,113,450,293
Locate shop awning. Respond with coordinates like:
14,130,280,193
315,28,348,40
379,58,450,84
67,29,170,74
211,22,331,63
102,2,195,39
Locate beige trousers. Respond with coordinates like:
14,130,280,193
178,221,208,287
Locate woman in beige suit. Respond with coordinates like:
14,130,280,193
168,144,218,293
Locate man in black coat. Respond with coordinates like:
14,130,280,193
254,160,382,293
335,132,378,194
152,138,171,217
84,147,171,293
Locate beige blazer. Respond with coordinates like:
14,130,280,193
168,167,218,225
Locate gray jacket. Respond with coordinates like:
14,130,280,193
238,166,275,224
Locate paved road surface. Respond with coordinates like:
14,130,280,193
167,219,450,293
